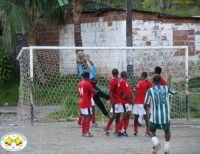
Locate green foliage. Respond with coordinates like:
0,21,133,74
0,51,14,83
0,0,71,51
189,77,200,89
0,78,19,106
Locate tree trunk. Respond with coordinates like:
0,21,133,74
126,0,133,47
72,0,83,53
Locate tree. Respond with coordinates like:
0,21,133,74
126,0,133,47
71,0,84,52
0,0,69,52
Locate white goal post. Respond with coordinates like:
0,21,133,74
17,46,189,124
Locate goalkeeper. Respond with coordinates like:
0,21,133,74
77,52,110,118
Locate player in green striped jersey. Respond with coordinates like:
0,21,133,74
144,75,176,154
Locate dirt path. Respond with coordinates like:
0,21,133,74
0,121,200,154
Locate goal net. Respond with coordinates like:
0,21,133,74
17,46,189,124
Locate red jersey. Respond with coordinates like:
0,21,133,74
134,79,153,104
78,80,95,108
119,79,132,104
109,76,122,104
161,77,167,86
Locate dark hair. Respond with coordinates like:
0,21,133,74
112,68,119,76
141,72,148,78
120,71,127,78
153,75,161,84
154,66,162,74
81,72,90,78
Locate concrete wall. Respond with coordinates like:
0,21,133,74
59,11,200,78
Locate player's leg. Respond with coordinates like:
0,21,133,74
104,104,116,135
150,124,161,154
164,124,171,154
121,104,130,136
114,112,121,136
91,98,97,126
143,114,150,136
77,113,83,126
84,108,93,137
134,114,139,136
93,95,109,118
92,83,110,100
133,104,140,135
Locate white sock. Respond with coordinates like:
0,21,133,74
164,141,170,152
151,136,159,146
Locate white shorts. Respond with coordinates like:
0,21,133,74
110,104,123,113
81,107,93,115
132,104,146,116
122,104,133,112
91,98,95,106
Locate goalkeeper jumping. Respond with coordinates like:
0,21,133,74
76,51,110,125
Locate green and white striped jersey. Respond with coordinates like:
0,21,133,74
144,85,176,124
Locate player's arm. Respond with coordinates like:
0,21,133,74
90,62,96,79
77,64,83,77
109,80,117,104
144,89,151,111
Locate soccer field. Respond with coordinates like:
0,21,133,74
0,120,200,154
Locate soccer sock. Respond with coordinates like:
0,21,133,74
123,119,129,131
77,115,83,125
164,141,170,152
151,136,159,146
82,119,86,134
145,126,150,133
91,114,96,124
115,122,121,132
85,119,90,133
105,121,112,132
118,120,123,131
134,124,138,133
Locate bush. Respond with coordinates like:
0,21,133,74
0,51,14,84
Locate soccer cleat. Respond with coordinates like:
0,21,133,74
152,143,161,154
105,131,109,136
144,132,151,137
121,131,128,137
91,123,98,127
82,132,93,137
133,132,137,136
114,131,122,137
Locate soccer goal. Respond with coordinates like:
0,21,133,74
17,46,189,124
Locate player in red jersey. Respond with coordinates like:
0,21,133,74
118,71,133,136
104,68,123,136
133,72,153,136
154,66,167,86
78,72,95,137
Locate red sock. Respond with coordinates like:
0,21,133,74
119,120,123,131
82,119,86,134
134,124,138,133
115,122,121,132
105,121,112,132
146,126,150,133
85,119,90,133
77,115,83,125
91,114,96,124
123,119,129,131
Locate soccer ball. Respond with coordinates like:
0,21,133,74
77,50,84,60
